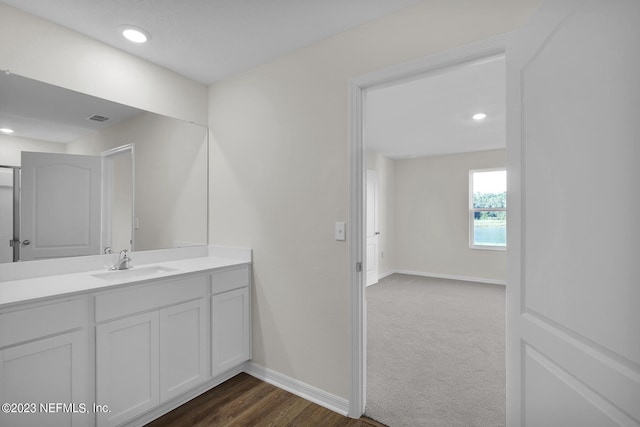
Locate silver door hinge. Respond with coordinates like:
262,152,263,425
356,262,363,272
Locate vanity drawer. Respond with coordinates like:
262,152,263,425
95,274,208,322
0,298,86,348
211,266,250,295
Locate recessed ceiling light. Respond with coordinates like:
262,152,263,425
0,128,15,134
472,113,487,121
120,25,150,43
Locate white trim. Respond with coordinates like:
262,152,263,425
101,143,135,158
244,362,350,417
469,244,507,251
101,144,135,253
348,69,366,418
348,33,509,418
377,270,395,281
393,270,506,286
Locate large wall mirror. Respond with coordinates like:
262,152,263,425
0,72,208,263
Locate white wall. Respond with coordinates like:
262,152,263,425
0,2,207,125
209,0,542,399
0,135,66,166
366,150,396,278
395,149,506,282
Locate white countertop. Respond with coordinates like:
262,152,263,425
0,246,251,309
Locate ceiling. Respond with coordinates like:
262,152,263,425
1,0,419,85
365,55,505,159
1,1,505,155
0,72,143,143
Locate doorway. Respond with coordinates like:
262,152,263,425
348,35,508,419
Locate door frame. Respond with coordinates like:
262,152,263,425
101,144,136,253
347,34,510,417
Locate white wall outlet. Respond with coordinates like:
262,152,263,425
335,222,346,241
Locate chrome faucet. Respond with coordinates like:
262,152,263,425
110,249,132,271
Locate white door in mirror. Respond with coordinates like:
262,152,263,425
20,152,102,261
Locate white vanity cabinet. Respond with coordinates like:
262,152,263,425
0,298,88,427
94,274,209,427
211,266,251,377
159,298,209,401
0,250,252,427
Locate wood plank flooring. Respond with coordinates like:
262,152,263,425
145,373,387,427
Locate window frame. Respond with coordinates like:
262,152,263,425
469,167,507,251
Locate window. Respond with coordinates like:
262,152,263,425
469,168,506,249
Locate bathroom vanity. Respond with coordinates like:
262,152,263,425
0,245,251,427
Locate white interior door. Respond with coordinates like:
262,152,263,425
507,0,640,425
366,170,379,286
20,151,102,261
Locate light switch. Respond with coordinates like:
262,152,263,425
335,222,346,241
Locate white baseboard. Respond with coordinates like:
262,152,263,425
366,270,396,286
393,269,506,286
243,362,350,417
378,270,395,280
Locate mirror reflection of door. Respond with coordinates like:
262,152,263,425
20,151,102,261
0,167,15,263
101,145,134,254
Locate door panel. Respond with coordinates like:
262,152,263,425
96,312,160,427
211,287,250,376
524,344,636,426
507,0,640,425
20,152,102,260
159,298,209,401
0,331,87,427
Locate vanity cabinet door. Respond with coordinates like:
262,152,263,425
0,330,88,427
211,287,250,377
96,312,160,427
159,298,209,402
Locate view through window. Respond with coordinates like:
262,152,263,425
470,169,506,249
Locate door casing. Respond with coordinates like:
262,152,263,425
348,34,509,417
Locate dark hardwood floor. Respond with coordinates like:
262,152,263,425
145,373,386,427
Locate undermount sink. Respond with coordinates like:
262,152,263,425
91,265,179,282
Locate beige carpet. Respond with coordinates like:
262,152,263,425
364,274,505,427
